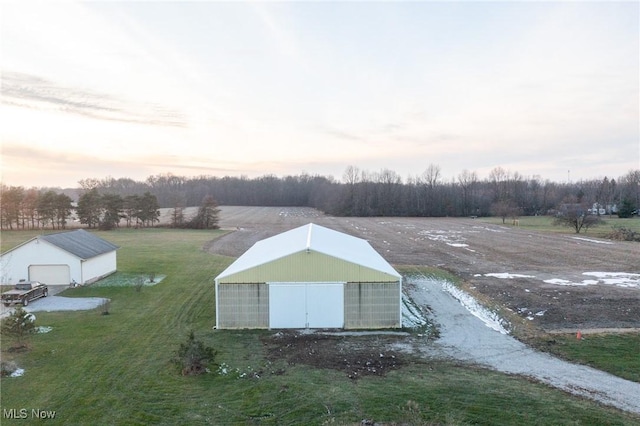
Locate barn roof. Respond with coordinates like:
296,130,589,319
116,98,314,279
216,223,400,281
39,229,119,259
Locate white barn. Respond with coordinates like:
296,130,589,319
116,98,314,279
0,229,118,286
215,223,402,329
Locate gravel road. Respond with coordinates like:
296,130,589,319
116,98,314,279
406,276,640,414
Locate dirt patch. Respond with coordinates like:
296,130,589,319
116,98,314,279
262,331,406,380
209,207,640,331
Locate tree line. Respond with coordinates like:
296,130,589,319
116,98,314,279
0,184,221,231
1,166,639,231
0,187,161,231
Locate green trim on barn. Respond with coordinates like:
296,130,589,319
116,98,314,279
216,251,398,284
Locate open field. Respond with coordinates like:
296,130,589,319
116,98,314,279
481,215,640,237
211,206,640,332
2,226,639,424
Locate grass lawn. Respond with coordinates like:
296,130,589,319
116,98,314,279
530,333,640,384
1,228,639,424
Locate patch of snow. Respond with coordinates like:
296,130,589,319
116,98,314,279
583,272,640,288
585,272,640,278
544,278,588,286
402,294,428,329
417,229,468,248
10,368,25,377
572,237,614,245
544,272,639,289
472,226,504,233
441,282,510,334
544,278,569,285
447,243,469,248
485,273,536,279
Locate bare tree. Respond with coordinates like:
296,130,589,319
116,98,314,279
420,163,442,216
490,200,520,224
458,169,478,216
554,201,604,233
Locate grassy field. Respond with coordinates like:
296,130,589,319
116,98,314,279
1,228,639,424
479,215,640,238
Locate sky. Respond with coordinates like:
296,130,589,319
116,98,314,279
1,0,639,189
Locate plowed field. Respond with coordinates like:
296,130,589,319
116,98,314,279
207,206,640,331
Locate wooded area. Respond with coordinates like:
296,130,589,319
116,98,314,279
1,166,639,231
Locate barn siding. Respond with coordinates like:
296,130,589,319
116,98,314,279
82,251,117,284
1,240,79,285
217,283,269,328
1,237,117,285
217,251,396,284
344,282,401,329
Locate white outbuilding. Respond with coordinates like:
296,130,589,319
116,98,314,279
215,223,402,329
0,229,118,286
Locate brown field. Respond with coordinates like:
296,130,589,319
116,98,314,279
208,206,640,332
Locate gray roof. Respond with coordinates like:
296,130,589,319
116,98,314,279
40,229,119,259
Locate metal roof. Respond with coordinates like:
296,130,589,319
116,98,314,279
216,223,400,281
39,229,119,259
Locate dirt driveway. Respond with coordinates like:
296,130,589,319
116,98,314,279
211,206,640,331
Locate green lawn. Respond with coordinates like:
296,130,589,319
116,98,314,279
1,228,639,424
530,333,640,383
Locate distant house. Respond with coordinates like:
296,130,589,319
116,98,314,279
215,223,402,329
557,203,587,217
0,229,118,285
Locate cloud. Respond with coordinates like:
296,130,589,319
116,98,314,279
0,143,339,188
1,71,187,127
319,127,364,142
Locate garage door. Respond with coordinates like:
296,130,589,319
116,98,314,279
29,265,70,285
269,282,344,329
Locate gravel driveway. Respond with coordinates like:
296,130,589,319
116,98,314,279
406,276,640,414
0,285,108,319
23,295,108,313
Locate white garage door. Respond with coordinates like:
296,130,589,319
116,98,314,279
29,265,70,285
269,282,344,329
